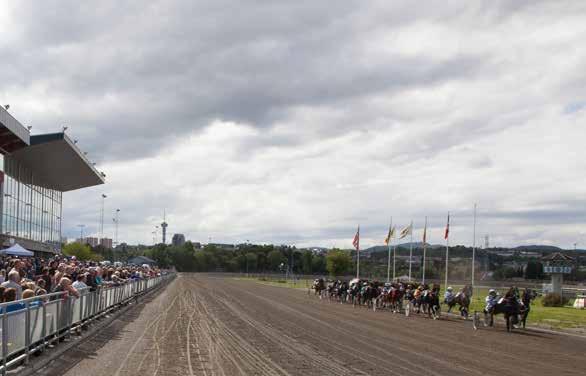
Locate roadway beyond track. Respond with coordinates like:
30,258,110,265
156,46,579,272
36,274,585,376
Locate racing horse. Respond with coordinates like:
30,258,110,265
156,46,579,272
388,285,404,313
446,285,472,319
422,285,441,319
519,288,537,329
360,282,377,309
348,279,362,306
311,278,326,298
485,296,521,332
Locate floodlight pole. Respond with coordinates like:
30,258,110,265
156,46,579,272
100,194,107,238
113,209,120,246
472,203,477,292
77,224,85,242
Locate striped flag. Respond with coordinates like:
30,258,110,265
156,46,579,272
423,221,427,243
399,223,412,239
384,225,395,245
352,226,360,250
444,213,450,239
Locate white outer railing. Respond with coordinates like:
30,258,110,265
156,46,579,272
0,273,175,374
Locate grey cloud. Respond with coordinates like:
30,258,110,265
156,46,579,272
4,1,586,248
2,1,492,163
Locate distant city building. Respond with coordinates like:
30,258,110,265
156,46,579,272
208,243,236,251
193,242,202,249
77,236,99,247
172,233,185,246
99,238,113,249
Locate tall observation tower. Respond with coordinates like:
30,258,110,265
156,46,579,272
161,210,168,244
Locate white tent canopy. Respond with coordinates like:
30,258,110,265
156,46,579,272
0,243,34,257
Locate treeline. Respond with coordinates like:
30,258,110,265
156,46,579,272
66,241,585,282
145,242,336,274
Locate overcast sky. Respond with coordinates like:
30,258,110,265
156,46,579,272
2,1,586,249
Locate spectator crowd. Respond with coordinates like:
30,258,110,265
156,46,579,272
0,255,161,313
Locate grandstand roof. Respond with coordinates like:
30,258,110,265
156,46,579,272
10,132,105,191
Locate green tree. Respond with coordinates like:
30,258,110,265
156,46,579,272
245,252,258,272
525,260,544,280
326,249,352,276
267,250,284,271
63,242,96,261
301,251,313,274
312,255,326,274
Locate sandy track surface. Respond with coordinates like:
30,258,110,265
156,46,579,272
37,274,586,376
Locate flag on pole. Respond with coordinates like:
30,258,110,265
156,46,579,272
423,221,427,243
352,226,360,250
444,213,450,239
399,223,412,239
384,225,395,245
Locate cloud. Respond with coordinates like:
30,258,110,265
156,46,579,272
2,1,586,249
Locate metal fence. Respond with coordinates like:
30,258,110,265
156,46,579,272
0,273,175,374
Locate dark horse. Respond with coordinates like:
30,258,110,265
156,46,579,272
485,294,521,332
519,288,536,329
424,286,441,319
311,278,326,298
446,285,472,319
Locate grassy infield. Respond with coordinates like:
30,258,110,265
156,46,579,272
237,276,586,331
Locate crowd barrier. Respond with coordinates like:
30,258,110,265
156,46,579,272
0,273,175,375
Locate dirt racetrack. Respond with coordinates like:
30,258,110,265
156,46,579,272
36,274,586,376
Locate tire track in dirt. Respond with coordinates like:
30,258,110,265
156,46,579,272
112,282,182,376
232,278,586,373
187,280,291,376
52,274,586,376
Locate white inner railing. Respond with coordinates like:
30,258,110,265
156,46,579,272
0,273,175,375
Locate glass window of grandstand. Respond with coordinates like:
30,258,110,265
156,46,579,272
2,157,62,243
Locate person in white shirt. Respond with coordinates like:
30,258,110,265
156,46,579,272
1,270,23,300
72,273,88,290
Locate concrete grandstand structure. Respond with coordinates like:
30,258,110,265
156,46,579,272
0,106,105,255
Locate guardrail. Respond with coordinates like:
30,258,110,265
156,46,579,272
0,273,175,375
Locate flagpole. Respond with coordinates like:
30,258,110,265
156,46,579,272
356,225,360,279
445,212,450,289
392,244,396,281
387,217,392,283
472,203,477,292
422,216,427,284
408,220,413,282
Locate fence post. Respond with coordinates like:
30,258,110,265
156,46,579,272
25,301,31,364
55,298,60,343
79,293,84,329
65,297,71,340
2,308,8,376
41,301,47,352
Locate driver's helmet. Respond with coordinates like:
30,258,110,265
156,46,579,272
447,286,453,291
489,289,496,296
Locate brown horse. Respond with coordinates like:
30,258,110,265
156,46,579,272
446,290,471,319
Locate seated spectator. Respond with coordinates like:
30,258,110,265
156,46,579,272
0,270,5,284
1,270,23,300
1,288,25,313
